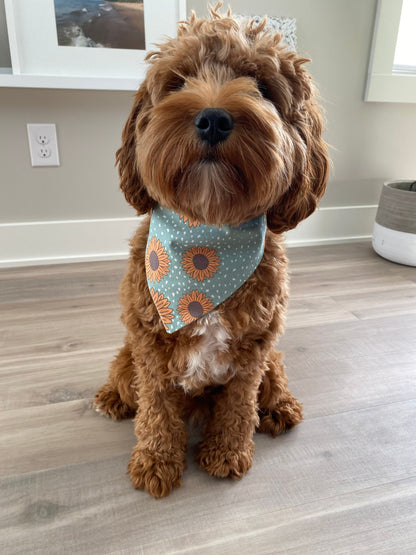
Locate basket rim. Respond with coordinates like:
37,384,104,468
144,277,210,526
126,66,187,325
384,180,416,193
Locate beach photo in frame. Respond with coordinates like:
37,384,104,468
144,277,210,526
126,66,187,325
4,0,186,89
53,1,146,51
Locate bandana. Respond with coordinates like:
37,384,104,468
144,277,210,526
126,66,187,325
145,204,266,333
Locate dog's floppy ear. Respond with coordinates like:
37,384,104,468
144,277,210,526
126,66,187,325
266,62,329,234
116,83,155,215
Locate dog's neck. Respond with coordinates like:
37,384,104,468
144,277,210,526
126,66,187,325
145,204,267,333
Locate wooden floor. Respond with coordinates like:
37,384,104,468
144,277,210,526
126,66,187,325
1,241,415,554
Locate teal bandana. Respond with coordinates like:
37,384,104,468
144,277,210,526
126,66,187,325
145,204,267,333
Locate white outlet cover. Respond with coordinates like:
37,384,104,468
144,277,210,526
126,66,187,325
27,124,60,167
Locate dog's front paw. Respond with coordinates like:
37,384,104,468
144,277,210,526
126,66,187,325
196,438,254,479
128,447,184,498
93,384,136,421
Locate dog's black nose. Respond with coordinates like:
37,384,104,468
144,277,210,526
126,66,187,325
194,108,233,146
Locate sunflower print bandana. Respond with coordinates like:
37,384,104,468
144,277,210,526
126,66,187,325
145,204,267,333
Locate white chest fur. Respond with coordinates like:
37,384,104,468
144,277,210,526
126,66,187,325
178,311,234,391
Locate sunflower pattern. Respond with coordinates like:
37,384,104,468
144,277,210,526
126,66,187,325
149,288,174,329
145,204,267,333
181,246,220,282
145,237,170,282
180,214,201,228
178,290,214,325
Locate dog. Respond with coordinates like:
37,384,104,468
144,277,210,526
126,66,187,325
93,5,329,498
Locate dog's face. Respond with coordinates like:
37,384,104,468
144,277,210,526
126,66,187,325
118,8,329,231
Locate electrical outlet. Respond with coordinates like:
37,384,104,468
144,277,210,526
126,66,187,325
39,146,51,158
36,134,49,145
27,124,60,167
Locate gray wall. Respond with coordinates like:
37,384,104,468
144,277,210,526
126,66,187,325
1,0,416,224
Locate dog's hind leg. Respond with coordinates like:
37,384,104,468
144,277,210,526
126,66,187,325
257,350,303,437
93,341,138,420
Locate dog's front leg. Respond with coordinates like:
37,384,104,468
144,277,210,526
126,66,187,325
196,367,263,479
128,366,187,498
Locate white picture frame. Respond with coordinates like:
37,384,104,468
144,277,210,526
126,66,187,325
3,0,186,90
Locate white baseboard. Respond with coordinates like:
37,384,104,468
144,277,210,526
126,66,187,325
286,204,378,247
0,205,377,268
0,217,140,268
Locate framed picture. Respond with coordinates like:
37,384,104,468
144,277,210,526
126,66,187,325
4,0,186,86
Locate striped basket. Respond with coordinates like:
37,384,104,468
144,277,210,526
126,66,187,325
372,180,416,267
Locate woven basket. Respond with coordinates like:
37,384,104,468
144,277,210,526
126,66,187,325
372,180,416,266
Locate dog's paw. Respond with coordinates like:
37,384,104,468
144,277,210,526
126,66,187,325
196,438,254,479
93,384,136,421
257,395,303,437
128,448,184,498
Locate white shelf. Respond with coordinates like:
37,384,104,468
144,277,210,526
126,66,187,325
0,68,141,91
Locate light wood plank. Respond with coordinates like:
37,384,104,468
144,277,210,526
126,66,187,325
287,241,416,283
331,283,416,320
0,292,120,323
286,296,358,328
0,400,136,477
0,350,114,411
280,313,416,369
289,349,416,418
289,264,416,300
0,295,124,361
0,260,125,304
287,241,376,266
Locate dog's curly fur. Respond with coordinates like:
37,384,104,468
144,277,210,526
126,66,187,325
94,5,329,498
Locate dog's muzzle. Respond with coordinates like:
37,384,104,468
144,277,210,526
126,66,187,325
195,108,233,147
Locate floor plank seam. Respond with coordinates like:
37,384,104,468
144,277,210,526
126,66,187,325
0,346,120,367
303,396,416,421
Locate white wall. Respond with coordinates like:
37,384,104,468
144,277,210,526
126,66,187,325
1,0,416,266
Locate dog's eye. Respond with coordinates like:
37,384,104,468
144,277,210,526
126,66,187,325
257,81,272,101
168,76,186,92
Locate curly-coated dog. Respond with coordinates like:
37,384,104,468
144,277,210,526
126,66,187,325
94,5,329,498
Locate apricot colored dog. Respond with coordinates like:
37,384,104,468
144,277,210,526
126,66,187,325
94,6,329,498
